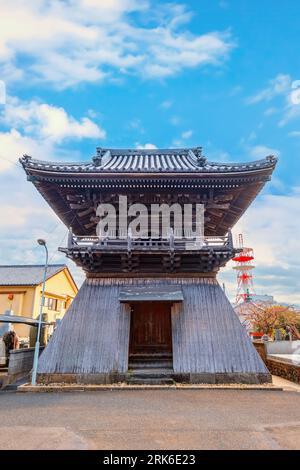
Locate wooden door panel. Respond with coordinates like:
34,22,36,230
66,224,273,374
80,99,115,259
130,302,172,354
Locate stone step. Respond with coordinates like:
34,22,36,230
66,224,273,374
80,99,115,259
128,368,174,379
128,362,173,369
129,354,172,361
127,377,174,385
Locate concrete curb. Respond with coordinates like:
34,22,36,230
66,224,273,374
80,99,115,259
17,383,283,392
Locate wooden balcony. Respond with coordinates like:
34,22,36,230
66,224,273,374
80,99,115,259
61,229,236,274
66,229,234,253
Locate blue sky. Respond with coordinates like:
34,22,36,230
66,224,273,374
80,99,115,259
0,0,300,304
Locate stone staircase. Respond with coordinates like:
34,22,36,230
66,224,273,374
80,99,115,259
127,353,174,385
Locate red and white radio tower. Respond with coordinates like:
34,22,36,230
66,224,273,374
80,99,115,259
232,234,255,304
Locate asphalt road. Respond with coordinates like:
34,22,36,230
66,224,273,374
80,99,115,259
0,389,300,450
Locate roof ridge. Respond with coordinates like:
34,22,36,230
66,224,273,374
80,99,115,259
0,264,69,287
20,153,278,171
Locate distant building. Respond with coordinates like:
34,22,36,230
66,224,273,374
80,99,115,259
0,265,78,339
254,294,274,303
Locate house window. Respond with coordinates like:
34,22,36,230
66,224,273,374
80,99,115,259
43,297,58,311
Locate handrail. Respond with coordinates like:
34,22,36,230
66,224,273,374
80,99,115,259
67,230,233,251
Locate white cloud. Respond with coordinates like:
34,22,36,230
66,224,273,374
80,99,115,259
128,118,144,133
0,80,6,104
135,143,157,149
246,74,291,104
264,107,277,116
0,95,105,171
0,128,51,171
37,104,105,141
0,0,234,88
0,164,84,285
247,74,300,127
207,149,231,162
250,145,280,159
288,131,300,137
160,100,173,109
0,94,103,282
2,96,106,143
0,203,45,228
229,85,243,96
170,116,180,126
181,129,193,139
279,103,300,126
172,129,193,147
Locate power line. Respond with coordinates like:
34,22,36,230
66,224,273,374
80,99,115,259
0,154,24,171
47,228,69,265
47,213,77,265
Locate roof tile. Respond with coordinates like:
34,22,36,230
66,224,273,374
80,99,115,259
0,265,66,286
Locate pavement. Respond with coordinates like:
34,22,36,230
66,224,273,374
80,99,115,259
1,380,300,449
272,375,300,392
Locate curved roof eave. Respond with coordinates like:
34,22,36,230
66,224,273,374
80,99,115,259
19,148,278,177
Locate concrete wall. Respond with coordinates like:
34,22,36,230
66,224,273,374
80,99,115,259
0,338,6,366
8,347,44,382
266,340,300,355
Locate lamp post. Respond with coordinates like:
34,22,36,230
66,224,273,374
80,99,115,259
31,239,48,386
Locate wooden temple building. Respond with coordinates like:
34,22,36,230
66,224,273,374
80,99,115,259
21,148,277,384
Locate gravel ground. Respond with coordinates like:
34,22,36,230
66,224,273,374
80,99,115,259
0,388,300,450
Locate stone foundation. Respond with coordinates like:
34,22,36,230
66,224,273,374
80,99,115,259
266,358,300,384
37,373,127,385
37,371,271,385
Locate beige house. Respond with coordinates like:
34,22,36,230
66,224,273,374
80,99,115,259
0,265,78,339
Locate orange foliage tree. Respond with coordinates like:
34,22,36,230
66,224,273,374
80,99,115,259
244,303,300,337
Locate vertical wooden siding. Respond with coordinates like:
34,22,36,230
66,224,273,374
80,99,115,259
38,277,268,375
38,280,131,374
172,280,268,374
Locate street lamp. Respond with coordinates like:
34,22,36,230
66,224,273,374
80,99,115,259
31,239,48,386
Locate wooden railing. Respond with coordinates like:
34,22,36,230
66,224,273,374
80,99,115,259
67,229,233,252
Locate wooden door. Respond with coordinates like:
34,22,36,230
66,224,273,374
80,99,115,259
129,302,172,355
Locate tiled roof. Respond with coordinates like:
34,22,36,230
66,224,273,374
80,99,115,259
0,264,66,286
20,148,278,174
